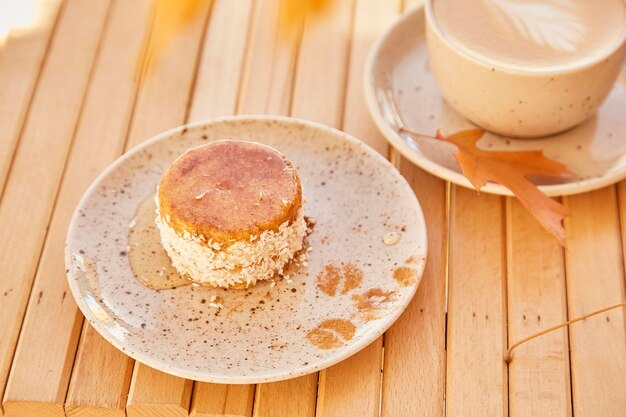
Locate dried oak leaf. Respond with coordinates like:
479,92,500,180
402,128,575,246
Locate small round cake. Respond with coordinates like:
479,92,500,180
156,140,306,288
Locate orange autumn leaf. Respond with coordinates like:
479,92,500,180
280,0,331,32
136,0,207,81
401,128,575,246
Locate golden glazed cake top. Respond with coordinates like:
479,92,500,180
157,140,302,244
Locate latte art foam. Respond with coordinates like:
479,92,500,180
433,0,626,69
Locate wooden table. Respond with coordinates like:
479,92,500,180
1,0,625,416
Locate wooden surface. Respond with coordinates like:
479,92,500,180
0,0,625,416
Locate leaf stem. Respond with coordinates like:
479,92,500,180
504,301,626,363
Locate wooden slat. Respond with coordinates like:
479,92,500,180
127,1,213,416
618,181,626,284
506,197,571,417
237,0,302,115
236,0,314,414
2,1,151,416
190,384,254,417
187,0,253,123
238,0,304,404
123,1,212,416
65,1,211,416
127,363,193,417
381,1,445,415
446,188,508,417
564,187,626,417
381,161,446,417
290,0,353,128
382,1,446,415
248,0,356,415
65,324,135,417
313,0,401,416
0,0,62,195
237,0,314,412
125,0,212,149
0,0,111,414
315,343,381,417
253,378,317,417
186,0,257,413
341,0,399,157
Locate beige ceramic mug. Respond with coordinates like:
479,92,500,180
425,0,626,138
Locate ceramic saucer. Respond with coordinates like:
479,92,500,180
365,4,626,196
66,115,427,383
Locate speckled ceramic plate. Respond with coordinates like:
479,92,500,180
365,4,626,196
66,115,427,383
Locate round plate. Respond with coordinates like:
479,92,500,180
66,115,427,383
365,4,626,196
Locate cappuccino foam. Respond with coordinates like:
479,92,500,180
433,0,626,69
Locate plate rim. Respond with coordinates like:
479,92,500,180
65,114,428,383
364,4,626,197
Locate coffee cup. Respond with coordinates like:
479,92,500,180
425,0,626,138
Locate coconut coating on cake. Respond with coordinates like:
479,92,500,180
155,203,307,287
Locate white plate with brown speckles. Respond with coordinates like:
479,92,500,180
365,4,626,196
66,115,427,383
